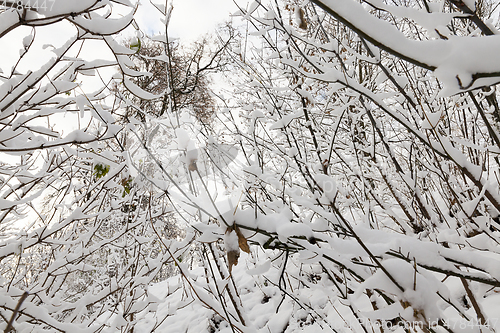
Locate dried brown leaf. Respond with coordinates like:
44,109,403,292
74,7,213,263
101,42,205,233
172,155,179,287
298,8,307,29
235,226,250,253
227,250,240,273
188,160,197,171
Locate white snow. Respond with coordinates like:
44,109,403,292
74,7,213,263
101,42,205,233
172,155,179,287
224,229,239,252
319,0,500,94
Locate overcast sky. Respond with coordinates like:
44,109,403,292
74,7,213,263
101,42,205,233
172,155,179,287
0,0,246,104
0,0,244,74
136,0,239,42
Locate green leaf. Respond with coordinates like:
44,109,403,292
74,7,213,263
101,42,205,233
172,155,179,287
121,176,133,197
93,164,110,179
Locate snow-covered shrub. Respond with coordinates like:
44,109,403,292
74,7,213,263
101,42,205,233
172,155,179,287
142,0,500,332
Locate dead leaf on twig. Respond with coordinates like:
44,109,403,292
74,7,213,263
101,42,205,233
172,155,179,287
226,225,251,273
188,160,197,171
235,225,250,253
227,249,240,273
225,226,240,274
